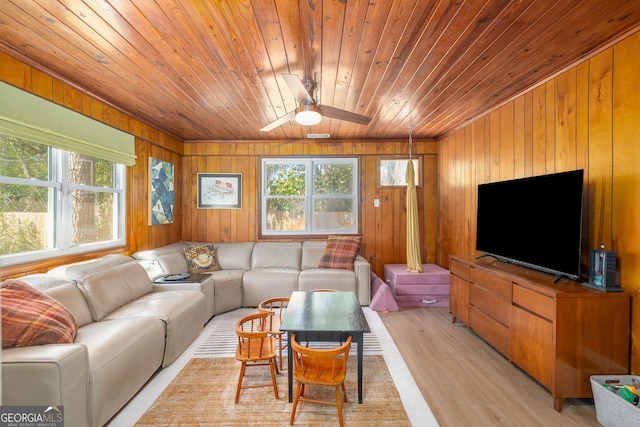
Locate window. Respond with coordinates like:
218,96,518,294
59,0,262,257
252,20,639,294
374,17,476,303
261,157,358,235
0,135,126,266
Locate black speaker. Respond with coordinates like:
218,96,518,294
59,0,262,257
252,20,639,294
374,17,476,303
583,247,620,292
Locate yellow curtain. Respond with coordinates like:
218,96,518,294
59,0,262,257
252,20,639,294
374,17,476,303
406,159,422,272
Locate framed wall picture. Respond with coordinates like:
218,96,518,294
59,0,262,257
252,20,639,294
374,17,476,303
378,157,422,187
197,173,242,209
149,157,175,225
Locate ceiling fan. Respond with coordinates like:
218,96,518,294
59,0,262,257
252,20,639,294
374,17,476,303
260,73,372,131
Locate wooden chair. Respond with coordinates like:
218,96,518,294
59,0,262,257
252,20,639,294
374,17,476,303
258,296,290,370
234,312,279,403
289,333,352,427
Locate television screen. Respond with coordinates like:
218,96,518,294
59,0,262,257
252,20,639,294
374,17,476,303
475,169,584,281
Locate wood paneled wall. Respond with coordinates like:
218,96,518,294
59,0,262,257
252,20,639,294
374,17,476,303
181,141,438,278
437,31,640,372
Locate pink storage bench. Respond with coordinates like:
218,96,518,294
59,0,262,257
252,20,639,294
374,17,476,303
383,264,450,307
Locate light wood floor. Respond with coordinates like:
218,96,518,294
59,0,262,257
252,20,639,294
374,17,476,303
380,307,601,426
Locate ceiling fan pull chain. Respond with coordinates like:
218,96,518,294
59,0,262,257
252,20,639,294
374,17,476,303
408,125,414,160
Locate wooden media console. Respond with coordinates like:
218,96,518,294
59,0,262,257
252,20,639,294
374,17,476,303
449,255,630,411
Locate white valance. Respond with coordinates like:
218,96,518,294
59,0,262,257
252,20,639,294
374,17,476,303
0,81,136,166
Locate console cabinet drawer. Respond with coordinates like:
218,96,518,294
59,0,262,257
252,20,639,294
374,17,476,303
512,284,555,321
470,268,511,300
469,305,509,356
449,258,470,281
469,283,510,327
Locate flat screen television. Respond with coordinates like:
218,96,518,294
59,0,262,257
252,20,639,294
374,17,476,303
475,169,584,282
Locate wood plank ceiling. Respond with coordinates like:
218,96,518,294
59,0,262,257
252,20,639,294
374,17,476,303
1,1,640,142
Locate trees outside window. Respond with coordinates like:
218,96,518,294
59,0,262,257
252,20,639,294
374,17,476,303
0,135,125,265
261,158,358,235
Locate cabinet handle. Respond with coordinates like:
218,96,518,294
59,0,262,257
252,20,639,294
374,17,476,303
422,299,438,304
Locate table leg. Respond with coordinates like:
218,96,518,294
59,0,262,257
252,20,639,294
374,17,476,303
287,331,293,402
357,332,363,403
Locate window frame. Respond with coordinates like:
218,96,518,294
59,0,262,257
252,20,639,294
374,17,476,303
260,156,360,237
0,141,127,267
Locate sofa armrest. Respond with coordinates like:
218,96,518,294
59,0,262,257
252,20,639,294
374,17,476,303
2,344,91,427
354,255,371,305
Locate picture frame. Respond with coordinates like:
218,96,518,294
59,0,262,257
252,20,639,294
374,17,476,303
378,157,422,187
149,157,175,225
197,173,242,209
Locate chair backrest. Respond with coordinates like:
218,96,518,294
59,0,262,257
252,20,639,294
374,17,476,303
257,297,289,331
235,312,274,359
290,334,352,386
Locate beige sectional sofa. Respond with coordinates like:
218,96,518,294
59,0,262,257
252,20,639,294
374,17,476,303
131,240,371,310
2,240,369,427
2,255,206,427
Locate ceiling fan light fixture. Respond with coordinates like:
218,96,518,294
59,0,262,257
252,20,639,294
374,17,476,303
295,104,321,126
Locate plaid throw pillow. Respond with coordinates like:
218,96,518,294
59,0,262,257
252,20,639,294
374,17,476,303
184,244,220,274
318,235,362,271
2,279,77,348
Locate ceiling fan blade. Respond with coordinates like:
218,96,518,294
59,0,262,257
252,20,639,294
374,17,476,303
282,73,314,105
260,110,296,132
317,105,372,125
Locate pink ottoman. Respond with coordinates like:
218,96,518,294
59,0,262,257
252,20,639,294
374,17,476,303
383,264,450,307
369,274,400,312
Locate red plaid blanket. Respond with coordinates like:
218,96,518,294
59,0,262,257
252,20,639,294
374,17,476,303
2,279,77,348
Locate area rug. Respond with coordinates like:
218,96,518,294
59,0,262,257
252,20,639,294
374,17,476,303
107,307,436,426
135,354,411,426
193,307,383,358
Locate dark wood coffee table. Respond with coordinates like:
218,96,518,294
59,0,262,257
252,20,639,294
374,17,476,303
280,291,371,403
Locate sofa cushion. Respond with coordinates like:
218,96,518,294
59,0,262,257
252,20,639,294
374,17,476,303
242,268,300,307
19,275,94,327
298,268,356,292
301,241,328,269
76,260,154,321
48,254,134,280
154,252,188,274
318,235,362,270
214,242,254,270
132,241,189,260
104,290,206,366
184,244,220,273
1,280,77,348
251,242,301,269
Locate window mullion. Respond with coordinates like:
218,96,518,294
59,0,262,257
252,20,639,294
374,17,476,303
57,149,70,250
46,146,59,249
68,183,119,193
116,163,126,241
304,159,312,233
